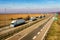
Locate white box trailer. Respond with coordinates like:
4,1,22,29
10,19,26,27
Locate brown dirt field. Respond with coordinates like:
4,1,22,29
0,20,11,27
0,13,43,28
0,13,44,20
0,13,50,28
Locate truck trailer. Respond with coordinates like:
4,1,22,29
10,19,26,27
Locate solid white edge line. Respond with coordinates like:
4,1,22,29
32,36,37,40
18,33,28,40
41,17,54,40
37,32,40,35
41,29,43,31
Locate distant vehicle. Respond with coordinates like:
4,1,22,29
10,19,26,27
39,16,42,18
29,17,37,21
36,16,39,18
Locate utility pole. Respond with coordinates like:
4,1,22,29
5,8,7,26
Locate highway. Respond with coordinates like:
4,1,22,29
0,18,38,32
5,15,53,40
21,16,54,40
34,16,54,40
0,15,47,40
0,14,50,32
0,20,31,32
0,18,40,33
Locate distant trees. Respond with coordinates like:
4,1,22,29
24,16,30,21
44,15,45,17
10,18,15,20
10,17,23,20
10,15,30,21
17,17,23,19
26,16,30,20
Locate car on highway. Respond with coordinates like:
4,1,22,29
39,16,42,18
29,17,37,21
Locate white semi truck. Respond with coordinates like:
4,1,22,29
10,19,26,27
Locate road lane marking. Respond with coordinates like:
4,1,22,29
41,29,43,31
18,33,28,40
41,18,54,40
37,32,40,35
32,36,37,39
5,17,50,40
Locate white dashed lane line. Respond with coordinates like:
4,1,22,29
37,32,40,35
32,36,37,40
41,29,43,31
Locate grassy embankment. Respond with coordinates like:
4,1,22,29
45,14,60,40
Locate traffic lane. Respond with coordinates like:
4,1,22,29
0,19,36,34
0,20,31,32
18,15,52,40
1,15,47,40
0,14,49,32
5,16,51,40
0,26,11,32
34,17,54,40
20,17,51,40
20,23,46,40
0,19,41,40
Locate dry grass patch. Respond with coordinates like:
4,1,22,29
45,15,60,40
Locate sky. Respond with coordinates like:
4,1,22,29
0,0,60,13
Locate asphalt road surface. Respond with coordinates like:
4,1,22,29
20,16,54,40
0,15,47,40
5,15,53,40
34,16,54,40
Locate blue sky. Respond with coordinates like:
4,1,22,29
0,0,60,13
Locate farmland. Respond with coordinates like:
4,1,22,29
0,13,42,20
0,13,47,28
0,13,54,40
